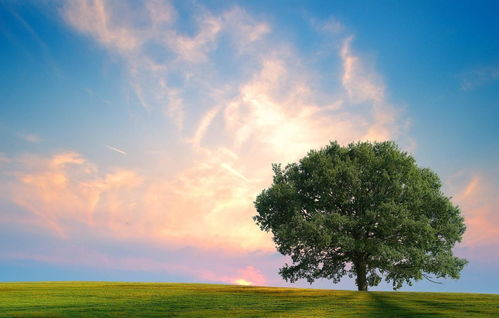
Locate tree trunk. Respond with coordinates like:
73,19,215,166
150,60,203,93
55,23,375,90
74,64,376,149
355,259,368,291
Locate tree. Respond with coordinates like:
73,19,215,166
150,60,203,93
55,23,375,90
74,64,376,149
254,141,467,291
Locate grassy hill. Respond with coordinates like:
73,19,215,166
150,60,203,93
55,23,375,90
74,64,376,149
0,282,498,317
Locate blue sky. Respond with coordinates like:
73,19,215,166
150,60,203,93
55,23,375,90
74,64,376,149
0,0,498,293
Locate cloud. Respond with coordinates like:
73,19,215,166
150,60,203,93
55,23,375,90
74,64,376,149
2,3,60,75
20,133,42,143
201,265,266,286
341,37,384,104
7,152,111,236
310,17,344,34
4,150,272,251
50,152,86,167
0,1,412,281
61,0,270,131
1,241,273,286
62,0,141,52
190,105,222,148
0,153,9,164
49,1,408,248
451,173,499,248
460,65,499,91
234,266,266,286
340,36,401,141
62,1,405,148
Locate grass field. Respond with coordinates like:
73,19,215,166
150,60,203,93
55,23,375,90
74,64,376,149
1,282,498,317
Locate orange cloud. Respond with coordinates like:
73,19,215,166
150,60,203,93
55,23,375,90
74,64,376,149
7,8,409,255
3,1,412,260
5,151,273,252
3,33,409,258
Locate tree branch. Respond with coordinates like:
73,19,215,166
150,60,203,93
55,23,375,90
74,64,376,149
422,273,442,284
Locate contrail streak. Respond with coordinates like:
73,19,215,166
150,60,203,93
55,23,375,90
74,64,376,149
105,145,127,155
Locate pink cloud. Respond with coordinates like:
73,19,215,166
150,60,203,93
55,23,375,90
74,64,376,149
234,266,267,286
2,244,272,287
0,1,416,281
200,266,266,286
5,2,411,257
452,174,499,248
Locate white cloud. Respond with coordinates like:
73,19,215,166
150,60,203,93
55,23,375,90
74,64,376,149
62,0,270,133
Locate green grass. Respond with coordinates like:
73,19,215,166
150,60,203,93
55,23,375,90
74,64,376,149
0,282,498,317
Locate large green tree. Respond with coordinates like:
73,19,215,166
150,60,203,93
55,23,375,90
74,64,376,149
254,141,467,291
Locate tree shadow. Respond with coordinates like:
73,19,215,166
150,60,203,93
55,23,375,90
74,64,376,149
410,298,487,316
368,292,454,318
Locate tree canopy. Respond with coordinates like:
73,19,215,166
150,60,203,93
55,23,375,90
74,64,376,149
254,141,467,291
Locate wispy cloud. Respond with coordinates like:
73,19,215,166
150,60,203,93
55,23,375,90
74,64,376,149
340,36,402,142
61,0,269,131
0,0,413,280
461,65,499,91
43,1,409,248
452,173,499,248
20,133,42,143
440,168,499,265
0,153,10,164
2,3,60,75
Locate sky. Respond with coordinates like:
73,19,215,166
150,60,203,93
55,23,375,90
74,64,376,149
0,0,498,293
